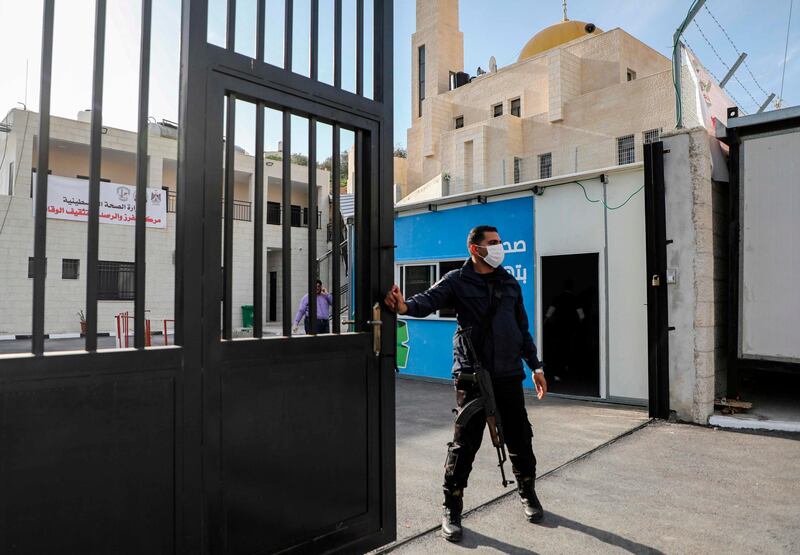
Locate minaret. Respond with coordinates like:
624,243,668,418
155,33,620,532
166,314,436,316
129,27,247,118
411,0,464,120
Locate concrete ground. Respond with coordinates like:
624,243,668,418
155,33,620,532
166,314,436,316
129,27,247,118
393,378,649,542
389,420,800,554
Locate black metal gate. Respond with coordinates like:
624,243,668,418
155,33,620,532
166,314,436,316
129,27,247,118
643,141,670,419
0,1,395,553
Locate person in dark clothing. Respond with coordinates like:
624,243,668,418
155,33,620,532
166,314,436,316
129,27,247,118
384,225,548,542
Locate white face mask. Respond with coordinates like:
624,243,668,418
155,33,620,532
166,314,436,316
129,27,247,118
478,244,505,268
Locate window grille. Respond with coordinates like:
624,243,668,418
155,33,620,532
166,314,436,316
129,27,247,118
617,135,635,165
62,259,80,280
643,128,662,144
98,261,135,301
28,257,47,278
538,153,552,179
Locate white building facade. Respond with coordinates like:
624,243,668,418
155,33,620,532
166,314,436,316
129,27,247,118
0,108,333,335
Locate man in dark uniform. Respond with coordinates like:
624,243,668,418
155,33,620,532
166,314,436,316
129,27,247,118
384,225,547,542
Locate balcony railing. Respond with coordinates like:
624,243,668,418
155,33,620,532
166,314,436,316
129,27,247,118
166,193,319,228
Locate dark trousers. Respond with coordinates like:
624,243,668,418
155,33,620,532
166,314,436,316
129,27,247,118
444,376,536,490
303,317,330,334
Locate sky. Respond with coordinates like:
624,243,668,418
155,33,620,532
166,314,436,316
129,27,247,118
0,0,797,152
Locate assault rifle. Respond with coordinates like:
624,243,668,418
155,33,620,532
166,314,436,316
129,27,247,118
454,327,513,488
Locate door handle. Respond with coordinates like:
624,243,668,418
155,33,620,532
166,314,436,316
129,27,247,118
371,303,382,357
342,304,382,356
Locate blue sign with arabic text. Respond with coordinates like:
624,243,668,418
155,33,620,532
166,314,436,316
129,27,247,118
395,196,536,387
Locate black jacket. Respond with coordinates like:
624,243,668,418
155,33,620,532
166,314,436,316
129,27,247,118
404,259,542,380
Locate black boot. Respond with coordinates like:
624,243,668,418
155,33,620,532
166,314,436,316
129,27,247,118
441,487,463,542
517,476,544,523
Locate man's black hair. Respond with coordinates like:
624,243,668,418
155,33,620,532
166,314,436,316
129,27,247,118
316,279,322,286
467,225,498,245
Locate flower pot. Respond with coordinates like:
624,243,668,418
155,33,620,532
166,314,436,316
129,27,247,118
80,321,88,335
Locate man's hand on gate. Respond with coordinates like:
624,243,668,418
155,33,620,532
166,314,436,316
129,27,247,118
533,373,547,400
384,285,408,315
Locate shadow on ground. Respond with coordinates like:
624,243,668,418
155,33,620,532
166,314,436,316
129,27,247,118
393,377,648,542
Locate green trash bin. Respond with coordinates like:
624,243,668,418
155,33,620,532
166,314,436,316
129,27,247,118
241,305,254,328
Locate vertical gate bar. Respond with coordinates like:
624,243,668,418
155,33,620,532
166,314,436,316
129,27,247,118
282,110,292,335
354,128,364,324
331,124,341,333
310,0,319,81
134,0,152,350
307,118,318,333
226,0,236,51
375,0,397,535
284,0,293,70
86,0,107,353
333,0,342,88
223,95,236,340
176,0,210,547
32,0,55,356
253,104,265,338
256,0,266,62
356,0,363,95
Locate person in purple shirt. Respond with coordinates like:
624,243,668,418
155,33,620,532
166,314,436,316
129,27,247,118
293,279,334,334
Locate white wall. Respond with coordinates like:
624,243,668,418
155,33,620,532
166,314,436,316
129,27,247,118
740,130,800,362
534,166,648,401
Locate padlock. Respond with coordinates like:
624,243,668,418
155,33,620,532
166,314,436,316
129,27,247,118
651,274,661,287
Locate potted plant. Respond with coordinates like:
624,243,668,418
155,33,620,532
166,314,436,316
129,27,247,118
77,310,87,335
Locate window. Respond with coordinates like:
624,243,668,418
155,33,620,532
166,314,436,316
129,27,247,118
267,201,281,225
437,260,463,317
8,161,13,195
454,116,464,129
510,98,521,117
418,45,426,117
398,261,464,318
513,157,522,184
643,128,662,145
401,265,435,300
301,207,322,229
62,259,80,280
98,260,135,301
493,103,503,117
627,68,636,81
538,153,552,179
449,71,457,91
28,257,47,278
617,134,635,165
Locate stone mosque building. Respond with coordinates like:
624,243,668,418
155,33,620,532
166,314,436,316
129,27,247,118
400,0,688,202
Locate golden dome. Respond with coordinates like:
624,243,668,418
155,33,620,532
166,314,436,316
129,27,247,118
518,20,602,62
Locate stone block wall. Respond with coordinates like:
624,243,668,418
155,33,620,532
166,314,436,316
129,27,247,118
662,127,728,423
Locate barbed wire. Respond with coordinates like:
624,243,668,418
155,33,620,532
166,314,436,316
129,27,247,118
690,20,761,109
682,38,749,114
703,4,772,98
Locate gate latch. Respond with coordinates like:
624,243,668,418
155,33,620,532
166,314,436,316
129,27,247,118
368,303,382,357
